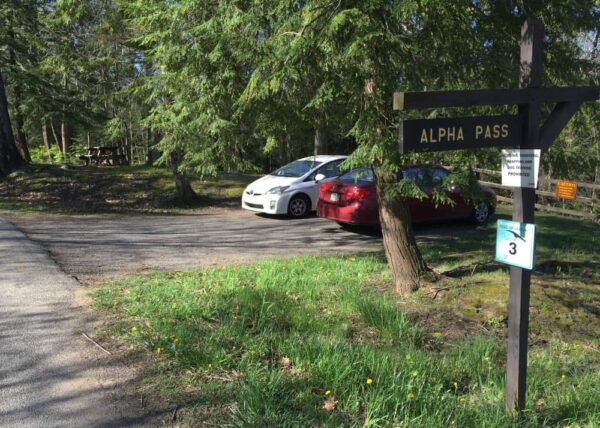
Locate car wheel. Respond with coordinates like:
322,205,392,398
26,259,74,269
288,195,310,218
471,202,491,225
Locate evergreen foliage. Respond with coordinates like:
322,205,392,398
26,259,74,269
0,1,598,286
1,1,597,181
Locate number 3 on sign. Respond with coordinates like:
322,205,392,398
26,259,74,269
495,220,536,270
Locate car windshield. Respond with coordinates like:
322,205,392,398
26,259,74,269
340,168,374,182
270,160,322,177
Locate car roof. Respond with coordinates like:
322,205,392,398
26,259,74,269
298,155,347,162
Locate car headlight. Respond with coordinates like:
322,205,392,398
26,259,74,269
265,186,290,195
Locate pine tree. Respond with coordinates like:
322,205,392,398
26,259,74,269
0,70,23,175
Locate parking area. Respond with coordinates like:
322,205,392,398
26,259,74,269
8,209,481,285
7,211,383,283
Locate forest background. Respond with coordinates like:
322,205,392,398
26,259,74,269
1,1,597,182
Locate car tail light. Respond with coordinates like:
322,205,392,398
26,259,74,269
342,186,375,202
319,181,335,198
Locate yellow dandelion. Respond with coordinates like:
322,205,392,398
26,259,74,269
459,395,467,402
156,347,161,354
131,326,138,332
561,374,566,380
172,302,177,308
407,392,415,400
325,390,331,396
366,378,373,385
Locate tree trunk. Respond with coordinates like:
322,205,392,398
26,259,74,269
127,124,133,164
0,71,23,176
50,122,61,151
168,149,196,201
594,128,599,201
42,122,53,160
123,136,128,165
145,128,152,165
61,119,69,161
374,165,429,294
314,127,329,155
8,23,30,162
13,87,30,162
279,135,286,165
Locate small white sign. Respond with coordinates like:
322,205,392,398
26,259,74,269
495,220,536,270
501,149,541,188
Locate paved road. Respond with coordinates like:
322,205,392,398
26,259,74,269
9,210,384,283
0,218,164,428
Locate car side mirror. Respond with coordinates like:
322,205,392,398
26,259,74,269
314,173,326,182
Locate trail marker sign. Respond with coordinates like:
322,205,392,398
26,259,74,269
393,18,599,414
501,149,541,188
496,220,536,270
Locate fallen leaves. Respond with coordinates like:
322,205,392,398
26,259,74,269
322,395,338,412
280,356,303,377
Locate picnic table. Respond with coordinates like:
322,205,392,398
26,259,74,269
79,146,128,166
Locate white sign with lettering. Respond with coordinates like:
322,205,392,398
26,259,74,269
501,149,541,188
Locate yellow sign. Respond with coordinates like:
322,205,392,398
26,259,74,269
555,180,577,200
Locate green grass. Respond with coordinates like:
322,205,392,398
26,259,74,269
0,163,258,214
414,206,600,345
92,211,599,426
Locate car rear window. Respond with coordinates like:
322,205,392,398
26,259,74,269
403,167,450,186
340,167,451,186
340,169,374,182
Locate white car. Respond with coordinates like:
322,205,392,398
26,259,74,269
242,155,348,217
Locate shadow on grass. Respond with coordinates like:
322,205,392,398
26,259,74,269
496,210,600,256
418,210,598,279
0,164,255,215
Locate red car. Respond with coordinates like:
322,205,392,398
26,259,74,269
317,166,495,227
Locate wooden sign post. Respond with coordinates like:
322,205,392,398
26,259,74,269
393,19,599,414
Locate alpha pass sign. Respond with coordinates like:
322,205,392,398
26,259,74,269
399,115,522,154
